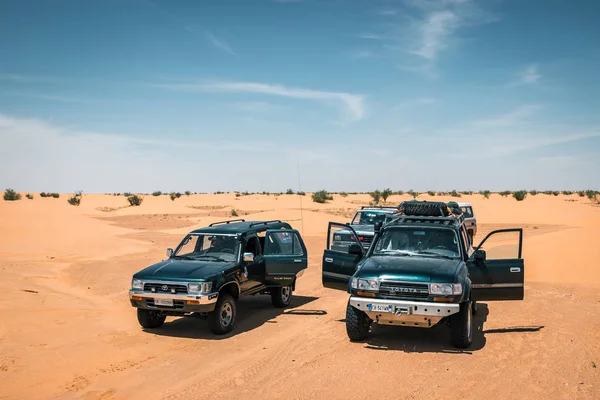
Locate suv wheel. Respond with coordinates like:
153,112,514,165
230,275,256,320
449,300,473,349
345,300,372,342
271,285,293,308
208,293,237,335
137,308,166,329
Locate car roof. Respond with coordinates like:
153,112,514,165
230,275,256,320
456,202,472,207
190,220,292,235
358,208,397,212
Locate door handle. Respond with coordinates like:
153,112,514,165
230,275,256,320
294,259,303,263
325,257,333,263
510,267,521,273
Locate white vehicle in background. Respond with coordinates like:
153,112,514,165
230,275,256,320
457,202,477,243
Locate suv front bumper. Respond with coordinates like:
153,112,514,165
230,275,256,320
349,296,460,328
129,289,218,313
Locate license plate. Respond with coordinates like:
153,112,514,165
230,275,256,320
154,298,174,307
368,304,392,313
394,307,411,315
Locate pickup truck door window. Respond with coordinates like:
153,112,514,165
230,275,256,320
263,229,307,286
241,235,263,291
467,228,524,301
322,222,363,291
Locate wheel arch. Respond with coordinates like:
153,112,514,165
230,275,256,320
219,281,240,300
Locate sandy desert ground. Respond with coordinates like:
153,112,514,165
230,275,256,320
0,191,599,400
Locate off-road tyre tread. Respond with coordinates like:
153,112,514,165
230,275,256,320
208,293,236,335
450,300,472,349
345,301,371,341
137,308,166,329
270,285,292,308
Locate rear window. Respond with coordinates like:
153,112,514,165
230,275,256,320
461,207,474,218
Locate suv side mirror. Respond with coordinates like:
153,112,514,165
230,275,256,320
374,221,383,233
166,248,173,258
243,252,254,262
474,249,486,263
348,243,363,256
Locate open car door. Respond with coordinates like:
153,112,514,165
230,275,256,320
467,228,524,301
322,222,364,291
263,229,308,286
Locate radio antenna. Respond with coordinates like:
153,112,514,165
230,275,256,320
297,161,304,236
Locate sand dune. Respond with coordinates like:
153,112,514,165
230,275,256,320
0,192,599,399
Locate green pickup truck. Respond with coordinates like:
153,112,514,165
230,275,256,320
322,201,525,348
129,219,308,335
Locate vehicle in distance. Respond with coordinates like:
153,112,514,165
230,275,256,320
457,202,477,243
129,219,308,335
338,206,399,250
322,200,524,348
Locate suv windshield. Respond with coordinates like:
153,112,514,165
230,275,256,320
173,233,239,262
372,226,461,258
351,210,393,225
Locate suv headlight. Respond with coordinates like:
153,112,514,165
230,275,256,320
351,278,380,291
188,282,213,294
132,279,143,290
429,283,462,295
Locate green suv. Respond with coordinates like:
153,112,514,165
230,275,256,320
322,201,525,348
129,219,308,335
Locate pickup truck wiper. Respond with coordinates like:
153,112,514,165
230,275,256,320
415,251,456,260
194,255,226,262
173,255,195,260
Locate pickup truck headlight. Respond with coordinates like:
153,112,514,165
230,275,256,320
351,278,380,291
429,283,462,295
132,279,143,290
188,282,213,294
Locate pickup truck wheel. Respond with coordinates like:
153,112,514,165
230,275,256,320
345,301,371,342
208,294,237,335
137,309,166,329
449,300,473,349
271,285,292,308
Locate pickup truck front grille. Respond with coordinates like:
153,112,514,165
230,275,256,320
143,283,188,294
378,281,429,300
358,235,373,247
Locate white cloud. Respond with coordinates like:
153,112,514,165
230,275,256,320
205,31,235,55
153,80,365,122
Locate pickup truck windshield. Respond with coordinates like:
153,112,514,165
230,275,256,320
173,234,239,262
351,211,392,225
372,226,461,258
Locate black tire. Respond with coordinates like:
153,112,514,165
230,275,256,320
208,293,237,335
137,308,166,329
345,301,372,342
270,285,293,308
449,300,473,349
400,201,451,217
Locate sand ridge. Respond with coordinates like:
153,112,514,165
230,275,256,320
0,192,599,399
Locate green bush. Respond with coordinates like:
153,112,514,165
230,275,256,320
529,190,538,196
170,192,182,201
297,191,306,196
552,191,560,196
51,193,59,198
427,191,436,196
286,189,294,195
512,191,527,201
450,190,461,198
396,190,405,196
185,191,191,196
381,188,393,202
4,188,21,201
578,191,585,197
339,192,348,197
128,194,143,206
370,190,382,205
67,195,81,206
152,191,162,196
25,193,33,199
312,190,333,204
479,190,490,199
586,190,598,202
231,208,239,217
461,191,473,195
499,191,511,197
562,191,573,196
407,190,419,199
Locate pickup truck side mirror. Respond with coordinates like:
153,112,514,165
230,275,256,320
374,221,383,233
243,252,255,262
166,248,173,258
348,243,363,256
474,249,486,263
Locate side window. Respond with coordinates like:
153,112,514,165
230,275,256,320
265,232,304,256
329,226,358,253
476,231,521,260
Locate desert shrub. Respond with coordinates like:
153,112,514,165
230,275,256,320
461,191,473,195
128,194,143,206
381,189,393,202
370,190,382,205
4,188,21,201
185,191,191,196
297,191,306,196
339,192,348,197
478,190,490,199
586,190,598,202
67,195,81,206
170,192,182,201
152,191,162,196
123,192,131,197
529,190,538,196
231,209,239,217
542,190,552,195
449,190,461,198
499,191,511,197
577,191,585,197
396,190,405,196
40,192,47,197
512,191,527,201
52,193,59,198
427,191,436,196
286,189,294,195
562,191,573,196
25,193,33,199
312,190,333,204
407,190,419,199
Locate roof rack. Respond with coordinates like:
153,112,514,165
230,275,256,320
360,205,399,210
209,218,246,227
384,213,465,227
248,220,283,228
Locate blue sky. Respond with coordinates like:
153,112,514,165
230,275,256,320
1,0,599,193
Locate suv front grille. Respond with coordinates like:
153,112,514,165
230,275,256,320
378,281,429,300
143,283,188,294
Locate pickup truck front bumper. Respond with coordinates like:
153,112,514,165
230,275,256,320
349,296,460,328
129,289,218,313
